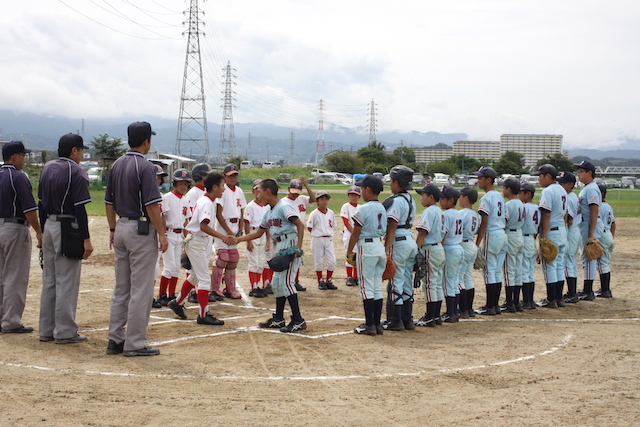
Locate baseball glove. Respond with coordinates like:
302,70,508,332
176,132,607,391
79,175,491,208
268,253,295,272
584,237,604,261
413,251,426,288
539,238,558,263
382,255,396,281
473,251,487,270
180,251,192,270
346,252,356,267
276,246,304,257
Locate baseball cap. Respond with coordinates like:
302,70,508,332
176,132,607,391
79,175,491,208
315,189,331,199
252,179,263,189
2,141,31,158
473,166,497,179
59,133,89,151
573,160,596,173
532,163,557,176
288,179,304,194
557,171,576,184
440,185,460,199
356,175,383,193
223,164,239,176
347,185,361,195
127,121,155,140
520,181,536,193
415,183,441,200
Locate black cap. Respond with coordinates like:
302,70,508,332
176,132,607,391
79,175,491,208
59,133,89,151
520,181,536,193
2,141,31,158
415,183,441,201
356,175,383,193
573,160,596,173
127,121,156,141
440,185,460,199
532,163,557,176
557,171,576,184
223,164,240,176
472,166,497,179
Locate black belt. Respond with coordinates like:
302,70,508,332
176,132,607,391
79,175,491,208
125,217,143,220
550,227,559,231
363,238,381,243
463,239,470,242
425,243,438,246
524,234,532,237
1,217,26,225
395,236,407,241
509,229,518,232
275,234,291,242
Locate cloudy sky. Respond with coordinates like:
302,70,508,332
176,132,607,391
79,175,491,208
1,0,638,149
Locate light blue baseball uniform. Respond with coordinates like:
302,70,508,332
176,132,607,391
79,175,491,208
597,201,614,275
521,202,540,283
478,190,507,284
564,190,581,279
539,183,568,283
504,198,524,288
578,182,604,280
352,201,387,301
442,208,463,297
459,208,479,291
417,205,445,302
386,193,418,305
260,200,301,297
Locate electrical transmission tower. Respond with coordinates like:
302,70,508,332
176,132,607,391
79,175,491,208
367,99,377,144
176,0,209,161
219,61,236,163
315,99,325,164
289,131,295,164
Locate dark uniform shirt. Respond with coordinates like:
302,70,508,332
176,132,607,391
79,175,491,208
105,150,162,217
39,158,91,215
0,164,37,219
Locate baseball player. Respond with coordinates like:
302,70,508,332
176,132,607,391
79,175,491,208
340,186,361,286
596,183,615,298
534,164,568,308
383,165,418,331
168,172,234,325
347,175,387,335
237,179,307,333
414,184,445,327
457,186,480,318
307,190,338,290
518,182,540,309
156,169,192,306
501,177,525,313
38,134,93,344
557,172,581,303
183,163,212,304
211,164,247,300
440,185,464,323
244,179,272,298
105,122,168,356
151,165,168,309
474,166,507,316
0,141,43,334
281,177,316,291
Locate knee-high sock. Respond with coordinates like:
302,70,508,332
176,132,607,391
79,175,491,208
287,293,303,321
168,276,179,296
159,275,169,296
176,279,194,304
364,299,375,326
197,289,209,318
373,299,383,326
275,297,286,320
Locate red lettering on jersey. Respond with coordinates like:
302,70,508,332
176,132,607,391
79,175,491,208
328,220,333,228
267,218,283,227
182,207,188,216
236,199,242,207
298,204,306,212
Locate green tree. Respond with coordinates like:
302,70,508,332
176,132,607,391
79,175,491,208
357,146,387,166
393,146,415,164
493,151,527,175
363,162,388,174
323,150,364,174
425,160,458,176
90,134,126,159
41,150,48,164
536,153,573,172
447,155,481,174
225,155,247,167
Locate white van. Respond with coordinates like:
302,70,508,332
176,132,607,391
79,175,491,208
240,160,254,169
262,162,276,169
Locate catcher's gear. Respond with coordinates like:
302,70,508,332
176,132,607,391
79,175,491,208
584,237,604,261
539,237,558,263
382,255,396,280
172,168,192,183
191,163,212,182
413,251,426,288
346,252,356,267
268,253,295,272
276,246,304,257
180,252,192,270
473,251,487,270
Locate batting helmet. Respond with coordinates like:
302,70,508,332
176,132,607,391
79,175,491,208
191,163,212,182
172,168,192,182
389,165,414,188
154,164,168,177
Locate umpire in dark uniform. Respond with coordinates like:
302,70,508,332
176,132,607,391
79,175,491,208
105,121,168,357
0,141,43,334
38,134,94,344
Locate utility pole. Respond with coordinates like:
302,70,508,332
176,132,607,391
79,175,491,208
367,98,377,144
219,61,236,164
176,0,209,162
247,132,252,157
315,99,325,165
289,131,295,165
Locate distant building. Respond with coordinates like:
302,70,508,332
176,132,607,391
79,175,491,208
413,145,453,164
500,134,563,167
453,141,501,161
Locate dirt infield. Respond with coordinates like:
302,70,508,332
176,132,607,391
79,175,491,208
1,217,639,426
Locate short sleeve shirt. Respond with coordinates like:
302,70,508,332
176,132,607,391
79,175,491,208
162,191,189,229
306,208,335,237
505,199,524,230
340,202,359,228
478,190,506,232
386,193,415,238
185,194,217,237
0,164,37,218
539,183,568,229
244,200,270,229
281,194,312,223
599,202,615,232
578,182,601,225
38,158,91,215
521,203,540,235
566,191,581,228
460,208,479,241
416,204,444,245
261,200,300,239
352,201,387,239
442,208,463,245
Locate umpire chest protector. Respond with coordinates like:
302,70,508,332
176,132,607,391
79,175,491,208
383,192,413,229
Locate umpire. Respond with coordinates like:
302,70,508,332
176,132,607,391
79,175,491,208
0,141,43,334
38,134,93,344
105,122,168,357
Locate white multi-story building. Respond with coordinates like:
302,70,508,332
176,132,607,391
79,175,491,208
500,134,563,167
452,141,501,161
413,145,453,164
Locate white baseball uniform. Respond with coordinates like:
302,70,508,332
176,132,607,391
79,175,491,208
307,207,337,271
214,183,247,250
184,194,217,291
340,201,359,253
281,194,312,223
161,191,189,278
244,199,271,274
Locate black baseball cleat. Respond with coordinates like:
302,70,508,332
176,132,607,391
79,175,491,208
2,326,34,334
280,318,307,333
354,324,377,335
318,280,327,290
564,294,579,303
187,291,198,303
599,289,612,298
249,288,267,298
123,346,160,357
540,298,558,308
197,314,225,325
346,277,357,287
157,293,170,307
168,299,188,320
375,324,384,335
522,301,537,309
556,299,566,308
152,298,162,309
477,305,496,316
55,334,87,344
415,316,436,327
258,315,285,329
294,281,306,292
325,280,337,290
263,284,273,294
106,340,124,355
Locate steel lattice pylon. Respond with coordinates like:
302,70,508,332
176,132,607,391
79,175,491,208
219,61,236,164
368,99,377,144
315,99,325,165
176,0,209,161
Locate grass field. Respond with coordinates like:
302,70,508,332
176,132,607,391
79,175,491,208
84,185,640,218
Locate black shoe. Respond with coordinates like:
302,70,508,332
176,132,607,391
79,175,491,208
354,323,377,335
506,304,517,313
599,289,612,298
415,316,436,327
325,279,337,290
515,302,524,312
556,299,566,308
435,316,443,325
250,288,267,298
403,318,416,330
168,299,188,320
197,314,225,325
2,325,34,333
280,318,307,333
318,280,327,290
106,340,124,355
541,299,558,308
258,315,285,329
264,284,273,294
479,306,497,316
475,305,490,314
346,277,357,287
564,294,579,303
443,314,459,323
458,310,470,319
55,334,87,344
294,281,306,292
152,298,162,308
522,301,537,309
376,324,384,335
123,346,160,357
384,319,405,331
39,336,54,342
208,292,219,302
467,309,476,318
187,292,198,303
157,293,170,307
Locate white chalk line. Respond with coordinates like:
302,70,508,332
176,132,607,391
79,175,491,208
0,333,574,381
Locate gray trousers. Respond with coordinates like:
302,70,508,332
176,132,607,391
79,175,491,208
108,218,158,351
0,221,32,330
39,220,82,339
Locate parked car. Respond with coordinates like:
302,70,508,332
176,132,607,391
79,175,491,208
454,175,469,185
412,173,425,185
311,168,327,176
467,175,478,186
240,160,254,169
309,173,351,185
621,176,637,188
334,173,354,184
383,174,391,183
433,173,450,186
604,179,621,188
